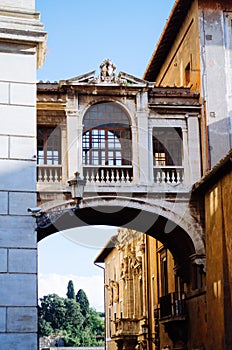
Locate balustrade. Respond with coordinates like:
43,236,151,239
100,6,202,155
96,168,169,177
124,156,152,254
83,165,133,184
36,164,185,189
153,166,184,185
37,165,62,183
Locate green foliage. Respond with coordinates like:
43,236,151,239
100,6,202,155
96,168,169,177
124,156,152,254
39,294,67,330
38,281,105,346
38,318,53,336
66,280,75,299
76,288,89,316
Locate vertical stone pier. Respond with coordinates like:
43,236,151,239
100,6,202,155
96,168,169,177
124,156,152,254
0,1,46,348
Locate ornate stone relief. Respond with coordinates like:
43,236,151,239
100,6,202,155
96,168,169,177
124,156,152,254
89,59,126,84
105,280,119,305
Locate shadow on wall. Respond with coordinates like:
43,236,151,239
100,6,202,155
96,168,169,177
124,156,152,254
208,116,232,167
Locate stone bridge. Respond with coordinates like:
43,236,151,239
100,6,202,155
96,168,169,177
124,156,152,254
37,193,205,281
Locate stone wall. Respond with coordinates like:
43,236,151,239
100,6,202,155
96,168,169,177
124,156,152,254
0,1,46,348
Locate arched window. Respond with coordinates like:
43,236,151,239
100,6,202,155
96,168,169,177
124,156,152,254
83,102,131,167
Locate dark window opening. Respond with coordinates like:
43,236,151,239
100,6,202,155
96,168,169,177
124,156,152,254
160,249,168,297
185,62,191,86
37,126,61,165
192,264,204,290
153,127,182,166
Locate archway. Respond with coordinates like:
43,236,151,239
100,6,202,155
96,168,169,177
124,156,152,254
36,195,205,282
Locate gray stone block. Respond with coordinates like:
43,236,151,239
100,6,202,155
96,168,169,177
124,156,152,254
9,192,36,216
0,308,6,332
0,249,7,272
0,217,36,248
0,159,36,191
0,274,37,306
0,105,35,136
10,83,35,107
9,136,36,160
8,249,37,273
0,334,37,350
0,135,8,158
0,192,8,215
7,307,37,332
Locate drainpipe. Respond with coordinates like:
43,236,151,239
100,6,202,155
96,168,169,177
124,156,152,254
94,262,106,350
145,234,152,350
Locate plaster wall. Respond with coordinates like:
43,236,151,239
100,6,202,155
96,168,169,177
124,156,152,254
199,4,232,166
205,170,232,350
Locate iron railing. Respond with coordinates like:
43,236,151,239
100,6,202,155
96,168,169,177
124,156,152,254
159,292,186,320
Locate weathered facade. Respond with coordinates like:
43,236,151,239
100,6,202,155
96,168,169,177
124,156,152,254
144,0,232,170
95,228,206,350
193,149,232,350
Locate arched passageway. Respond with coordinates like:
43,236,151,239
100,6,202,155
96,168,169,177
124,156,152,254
37,196,205,281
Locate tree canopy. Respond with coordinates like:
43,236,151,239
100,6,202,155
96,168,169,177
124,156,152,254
38,281,104,347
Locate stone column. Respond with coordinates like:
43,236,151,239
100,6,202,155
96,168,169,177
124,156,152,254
131,125,139,184
66,110,78,177
136,91,149,186
0,1,46,349
60,123,68,183
186,113,201,184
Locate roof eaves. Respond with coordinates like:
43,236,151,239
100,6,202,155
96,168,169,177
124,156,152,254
143,0,193,81
94,235,118,264
192,149,232,194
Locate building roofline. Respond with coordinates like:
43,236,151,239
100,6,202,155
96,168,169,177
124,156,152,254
94,235,118,264
192,149,232,194
143,0,193,81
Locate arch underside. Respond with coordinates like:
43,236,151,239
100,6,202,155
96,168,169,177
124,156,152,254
37,197,205,281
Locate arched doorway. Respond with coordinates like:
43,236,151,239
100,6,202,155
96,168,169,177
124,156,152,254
36,197,205,350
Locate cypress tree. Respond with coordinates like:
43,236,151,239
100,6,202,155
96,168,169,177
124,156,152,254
66,280,75,299
76,289,89,316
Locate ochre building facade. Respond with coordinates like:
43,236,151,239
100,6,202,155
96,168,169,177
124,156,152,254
144,0,232,171
95,229,206,350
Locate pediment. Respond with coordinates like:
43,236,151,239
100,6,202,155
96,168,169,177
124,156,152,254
118,71,150,86
60,70,96,85
60,60,153,87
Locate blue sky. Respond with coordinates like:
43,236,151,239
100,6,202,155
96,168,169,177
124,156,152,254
36,0,175,81
36,0,176,311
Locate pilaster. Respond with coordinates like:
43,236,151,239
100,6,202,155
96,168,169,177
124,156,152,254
136,91,149,185
186,113,201,184
66,109,82,177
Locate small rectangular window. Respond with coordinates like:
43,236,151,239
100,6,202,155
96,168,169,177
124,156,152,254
185,62,190,86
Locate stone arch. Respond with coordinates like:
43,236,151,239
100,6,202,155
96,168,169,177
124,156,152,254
37,195,205,280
